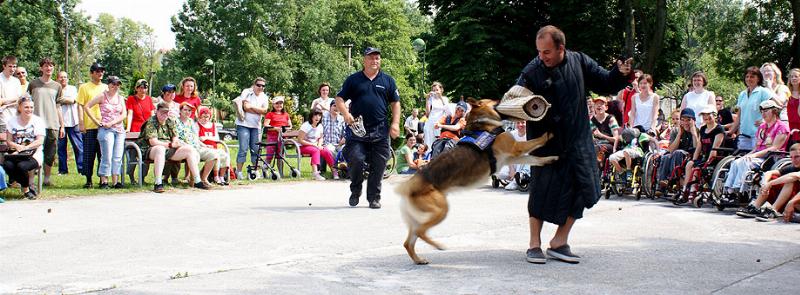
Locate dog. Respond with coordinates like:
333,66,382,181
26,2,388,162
395,98,558,264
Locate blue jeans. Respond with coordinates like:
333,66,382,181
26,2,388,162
97,128,125,177
57,126,84,174
737,135,754,151
236,125,261,165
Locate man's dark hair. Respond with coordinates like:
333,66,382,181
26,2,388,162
39,57,55,67
536,25,566,48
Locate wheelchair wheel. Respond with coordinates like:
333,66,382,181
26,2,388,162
491,175,501,188
383,151,396,179
770,158,792,171
516,173,530,192
692,193,705,208
605,172,615,199
711,155,738,200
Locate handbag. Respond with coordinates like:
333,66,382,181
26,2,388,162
4,148,35,160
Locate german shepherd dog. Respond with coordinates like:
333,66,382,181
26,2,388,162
396,98,558,264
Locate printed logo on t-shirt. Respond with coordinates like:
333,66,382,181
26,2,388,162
375,85,386,89
10,126,35,146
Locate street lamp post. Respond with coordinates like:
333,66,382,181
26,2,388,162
340,44,354,68
412,38,426,100
204,58,216,93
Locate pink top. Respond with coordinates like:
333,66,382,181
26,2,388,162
755,120,790,152
100,91,125,133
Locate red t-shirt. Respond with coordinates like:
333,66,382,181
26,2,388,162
621,87,637,126
175,95,201,118
125,95,155,132
265,111,290,136
197,121,218,148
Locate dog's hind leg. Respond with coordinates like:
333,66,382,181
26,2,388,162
413,191,449,251
403,227,429,265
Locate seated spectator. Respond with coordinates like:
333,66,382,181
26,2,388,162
137,102,209,193
3,97,45,199
84,76,127,189
125,79,155,183
723,100,789,194
197,106,231,185
404,108,420,137
784,191,800,223
737,143,800,221
430,101,467,159
657,109,698,188
263,96,292,164
321,100,345,165
589,96,620,164
298,109,335,180
396,133,420,174
413,143,429,169
608,128,648,179
176,102,218,188
682,106,725,191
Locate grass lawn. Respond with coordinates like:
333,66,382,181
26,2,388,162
1,140,326,201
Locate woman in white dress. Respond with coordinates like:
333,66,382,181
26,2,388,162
629,74,660,132
680,71,715,128
423,81,450,147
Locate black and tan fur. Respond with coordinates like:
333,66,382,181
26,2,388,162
396,98,557,264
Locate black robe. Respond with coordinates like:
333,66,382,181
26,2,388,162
517,51,630,225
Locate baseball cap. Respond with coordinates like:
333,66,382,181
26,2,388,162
363,47,381,56
198,106,211,116
272,96,285,103
760,99,780,110
106,76,121,85
161,84,176,92
591,96,607,103
680,108,695,119
135,79,149,88
456,101,468,111
698,106,716,115
90,62,105,72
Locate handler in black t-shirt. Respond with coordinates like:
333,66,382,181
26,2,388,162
335,47,401,209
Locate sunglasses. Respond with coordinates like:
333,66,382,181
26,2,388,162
138,84,149,88
255,84,266,88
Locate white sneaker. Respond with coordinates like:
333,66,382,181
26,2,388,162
313,173,326,181
505,181,518,190
236,171,244,180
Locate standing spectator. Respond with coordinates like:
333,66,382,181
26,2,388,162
321,100,345,164
174,77,201,119
417,109,427,137
56,71,83,175
125,79,155,182
84,76,126,189
628,74,660,132
732,66,772,151
616,69,642,126
0,56,22,128
515,25,632,264
423,81,449,147
263,95,292,164
715,95,736,148
138,102,208,192
761,63,790,110
197,106,230,185
298,109,336,180
335,47,401,209
680,71,715,128
27,58,64,186
786,69,800,141
404,108,419,137
4,97,45,199
156,84,179,118
310,82,335,112
77,62,108,188
15,66,29,92
234,77,270,180
176,102,217,187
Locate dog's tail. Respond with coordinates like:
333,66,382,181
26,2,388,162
397,175,439,226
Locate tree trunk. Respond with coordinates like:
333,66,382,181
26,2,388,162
643,0,666,74
621,0,635,58
790,0,800,68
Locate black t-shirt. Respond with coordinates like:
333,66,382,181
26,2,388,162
779,164,800,176
718,108,734,126
337,70,400,140
699,125,724,157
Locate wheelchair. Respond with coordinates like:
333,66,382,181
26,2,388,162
491,165,530,192
604,135,655,200
671,148,733,207
335,148,396,180
247,126,301,181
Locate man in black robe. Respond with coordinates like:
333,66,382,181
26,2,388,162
516,25,633,264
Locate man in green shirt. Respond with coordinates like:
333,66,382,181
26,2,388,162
27,57,66,187
138,102,208,193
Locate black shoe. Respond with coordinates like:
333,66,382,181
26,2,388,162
28,186,37,196
153,184,165,193
526,247,547,264
349,194,360,207
755,206,782,222
24,190,37,200
369,199,381,209
736,204,761,218
546,244,581,264
128,173,136,184
83,182,93,189
98,182,110,189
194,182,210,190
112,182,124,189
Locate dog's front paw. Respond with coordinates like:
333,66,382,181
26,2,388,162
543,156,559,163
415,258,430,265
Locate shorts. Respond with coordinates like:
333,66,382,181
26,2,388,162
145,146,178,161
43,129,58,166
609,147,643,163
198,146,219,162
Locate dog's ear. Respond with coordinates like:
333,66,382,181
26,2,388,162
467,97,481,108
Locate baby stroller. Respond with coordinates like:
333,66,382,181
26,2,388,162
247,126,301,180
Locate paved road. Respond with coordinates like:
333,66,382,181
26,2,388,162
1,177,799,295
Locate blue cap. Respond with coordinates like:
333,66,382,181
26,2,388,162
161,84,176,92
680,108,695,119
456,101,468,111
363,47,381,56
